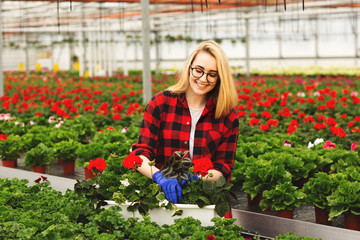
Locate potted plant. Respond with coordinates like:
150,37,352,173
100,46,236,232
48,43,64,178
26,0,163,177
302,172,335,224
0,134,23,168
76,142,106,178
76,151,236,226
241,159,291,205
23,143,54,173
327,168,360,231
53,140,79,174
259,181,306,219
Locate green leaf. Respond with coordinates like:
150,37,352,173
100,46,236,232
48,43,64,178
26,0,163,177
216,176,226,187
156,192,166,201
215,201,230,217
203,181,216,195
197,196,211,205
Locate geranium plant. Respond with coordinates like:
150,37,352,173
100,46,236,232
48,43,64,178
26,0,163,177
112,151,236,217
302,172,335,210
259,181,306,211
0,134,23,160
53,139,79,162
327,168,360,220
23,143,54,167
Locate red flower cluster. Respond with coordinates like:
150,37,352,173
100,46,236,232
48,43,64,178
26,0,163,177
88,158,107,172
0,134,7,141
193,157,213,177
323,140,336,149
206,235,216,240
34,175,48,183
122,153,143,171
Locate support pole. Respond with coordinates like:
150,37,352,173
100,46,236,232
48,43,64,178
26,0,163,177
141,0,151,103
314,16,319,65
123,32,128,76
278,17,282,64
0,0,3,97
245,18,250,77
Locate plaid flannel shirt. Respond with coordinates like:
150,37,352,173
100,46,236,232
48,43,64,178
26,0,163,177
132,90,239,181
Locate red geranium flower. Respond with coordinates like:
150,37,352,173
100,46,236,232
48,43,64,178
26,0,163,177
193,157,213,177
88,158,107,172
260,124,269,131
249,118,259,126
206,235,216,240
351,141,358,151
0,134,8,141
122,153,143,171
323,140,336,149
112,113,122,121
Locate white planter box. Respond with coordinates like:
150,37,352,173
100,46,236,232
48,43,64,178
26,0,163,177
104,200,218,226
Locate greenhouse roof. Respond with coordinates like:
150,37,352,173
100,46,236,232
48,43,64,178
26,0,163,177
1,0,359,34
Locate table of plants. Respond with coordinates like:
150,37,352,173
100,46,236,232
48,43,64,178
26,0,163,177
0,69,359,239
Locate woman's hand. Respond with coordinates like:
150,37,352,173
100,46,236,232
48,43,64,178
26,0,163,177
152,171,182,203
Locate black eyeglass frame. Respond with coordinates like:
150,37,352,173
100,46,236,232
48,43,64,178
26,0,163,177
190,67,219,85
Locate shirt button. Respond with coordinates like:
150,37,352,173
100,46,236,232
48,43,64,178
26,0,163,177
184,141,188,144
186,122,190,125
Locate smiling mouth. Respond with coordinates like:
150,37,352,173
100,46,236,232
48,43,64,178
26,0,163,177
195,80,207,88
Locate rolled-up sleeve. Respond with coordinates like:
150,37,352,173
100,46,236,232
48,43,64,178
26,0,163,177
212,110,239,181
131,94,161,161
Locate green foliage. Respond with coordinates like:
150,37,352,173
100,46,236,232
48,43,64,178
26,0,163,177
23,143,54,167
54,139,79,162
327,170,360,220
48,128,79,144
260,181,306,211
242,159,291,200
76,142,106,168
62,115,96,144
0,134,23,160
274,232,322,240
303,172,335,209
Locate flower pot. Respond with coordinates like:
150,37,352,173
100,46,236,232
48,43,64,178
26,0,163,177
84,167,95,179
345,213,360,231
2,159,16,168
247,194,262,206
275,209,294,219
314,206,330,224
33,165,46,174
104,200,218,226
62,161,75,174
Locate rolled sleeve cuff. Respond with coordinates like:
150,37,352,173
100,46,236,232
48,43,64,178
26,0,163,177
213,162,232,182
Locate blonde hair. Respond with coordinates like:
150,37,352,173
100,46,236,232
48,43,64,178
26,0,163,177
167,41,238,119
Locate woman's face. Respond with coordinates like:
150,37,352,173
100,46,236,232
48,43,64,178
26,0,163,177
187,51,218,98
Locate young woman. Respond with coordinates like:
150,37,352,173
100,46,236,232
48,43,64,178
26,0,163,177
128,41,239,204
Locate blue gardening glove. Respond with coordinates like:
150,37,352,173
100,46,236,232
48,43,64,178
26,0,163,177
153,171,182,203
180,172,199,186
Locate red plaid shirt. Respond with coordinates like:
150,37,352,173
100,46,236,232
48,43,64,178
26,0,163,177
132,90,239,180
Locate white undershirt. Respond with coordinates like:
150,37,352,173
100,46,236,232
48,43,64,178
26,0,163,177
189,106,205,159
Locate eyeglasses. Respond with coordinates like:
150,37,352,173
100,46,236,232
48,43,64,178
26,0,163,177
190,67,218,85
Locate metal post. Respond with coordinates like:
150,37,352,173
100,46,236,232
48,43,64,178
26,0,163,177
123,32,128,76
245,18,250,77
141,0,151,103
0,0,4,97
314,16,319,65
278,17,282,63
25,32,29,71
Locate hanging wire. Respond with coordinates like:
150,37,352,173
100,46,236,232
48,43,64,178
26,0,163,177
302,0,305,11
57,0,60,34
70,0,72,11
284,0,286,11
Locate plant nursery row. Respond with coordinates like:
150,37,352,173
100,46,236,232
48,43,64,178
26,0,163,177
0,71,360,238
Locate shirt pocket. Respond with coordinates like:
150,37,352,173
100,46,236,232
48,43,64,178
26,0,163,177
204,130,222,157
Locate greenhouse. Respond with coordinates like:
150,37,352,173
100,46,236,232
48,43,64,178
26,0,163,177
1,0,360,239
